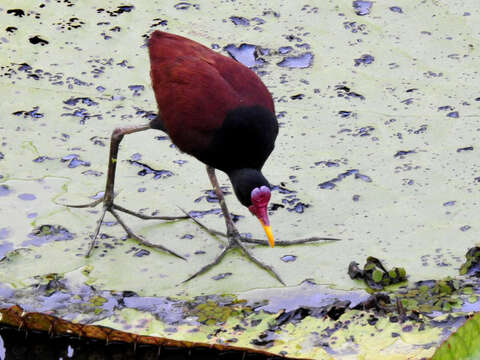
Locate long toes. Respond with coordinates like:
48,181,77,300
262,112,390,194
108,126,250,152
114,204,188,221
182,246,230,283
235,241,285,285
63,197,105,209
238,236,341,246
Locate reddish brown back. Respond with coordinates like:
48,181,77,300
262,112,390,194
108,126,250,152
148,31,274,154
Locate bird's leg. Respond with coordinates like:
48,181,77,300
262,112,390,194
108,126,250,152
65,122,187,258
184,166,285,285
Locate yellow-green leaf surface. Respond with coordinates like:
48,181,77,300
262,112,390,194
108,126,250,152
1,0,479,358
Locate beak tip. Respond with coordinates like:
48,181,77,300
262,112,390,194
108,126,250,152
264,225,275,248
258,218,275,248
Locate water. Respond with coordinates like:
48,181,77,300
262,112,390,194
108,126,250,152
277,52,313,68
281,255,297,263
352,1,373,16
229,16,249,26
224,43,264,68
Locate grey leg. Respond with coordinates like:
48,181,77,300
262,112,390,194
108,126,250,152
184,166,285,285
66,123,187,258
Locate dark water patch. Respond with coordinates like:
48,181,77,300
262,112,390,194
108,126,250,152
319,169,371,189
90,136,106,147
12,106,44,119
29,35,48,46
319,181,336,190
82,170,103,176
63,97,98,106
188,208,222,218
134,249,150,257
97,5,135,17
295,43,310,50
394,150,416,158
271,184,296,195
270,203,284,211
134,107,157,120
338,110,353,118
0,228,10,240
224,43,265,68
277,52,313,68
128,84,144,96
194,187,231,203
290,94,304,100
288,202,308,213
18,193,36,201
354,54,374,66
390,6,403,13
401,98,414,105
460,225,471,232
127,160,173,179
181,234,194,239
61,108,101,124
278,46,293,54
353,1,373,16
447,111,459,118
335,85,365,100
130,153,141,161
17,63,32,72
443,201,456,207
343,21,368,34
438,105,453,111
33,156,54,163
61,154,90,168
457,146,473,152
229,16,249,26
408,124,427,134
151,18,168,28
174,2,200,10
6,9,25,17
251,17,265,26
212,272,232,280
355,173,372,182
0,240,13,258
314,161,340,168
352,194,360,201
354,126,374,137
22,225,75,247
54,17,85,31
281,255,297,263
0,185,11,197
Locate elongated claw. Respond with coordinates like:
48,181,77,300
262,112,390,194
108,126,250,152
62,197,104,209
110,208,186,260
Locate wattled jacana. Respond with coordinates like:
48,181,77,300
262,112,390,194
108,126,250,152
69,31,338,284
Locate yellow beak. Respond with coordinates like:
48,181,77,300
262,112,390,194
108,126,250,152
259,220,275,248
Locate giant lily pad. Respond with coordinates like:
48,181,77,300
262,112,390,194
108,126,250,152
1,0,480,358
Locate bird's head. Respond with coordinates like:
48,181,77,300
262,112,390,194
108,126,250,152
248,186,274,247
228,169,275,248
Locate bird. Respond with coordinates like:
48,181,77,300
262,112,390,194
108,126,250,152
68,31,338,284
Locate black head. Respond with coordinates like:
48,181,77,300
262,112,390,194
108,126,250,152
228,168,275,247
228,168,270,207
